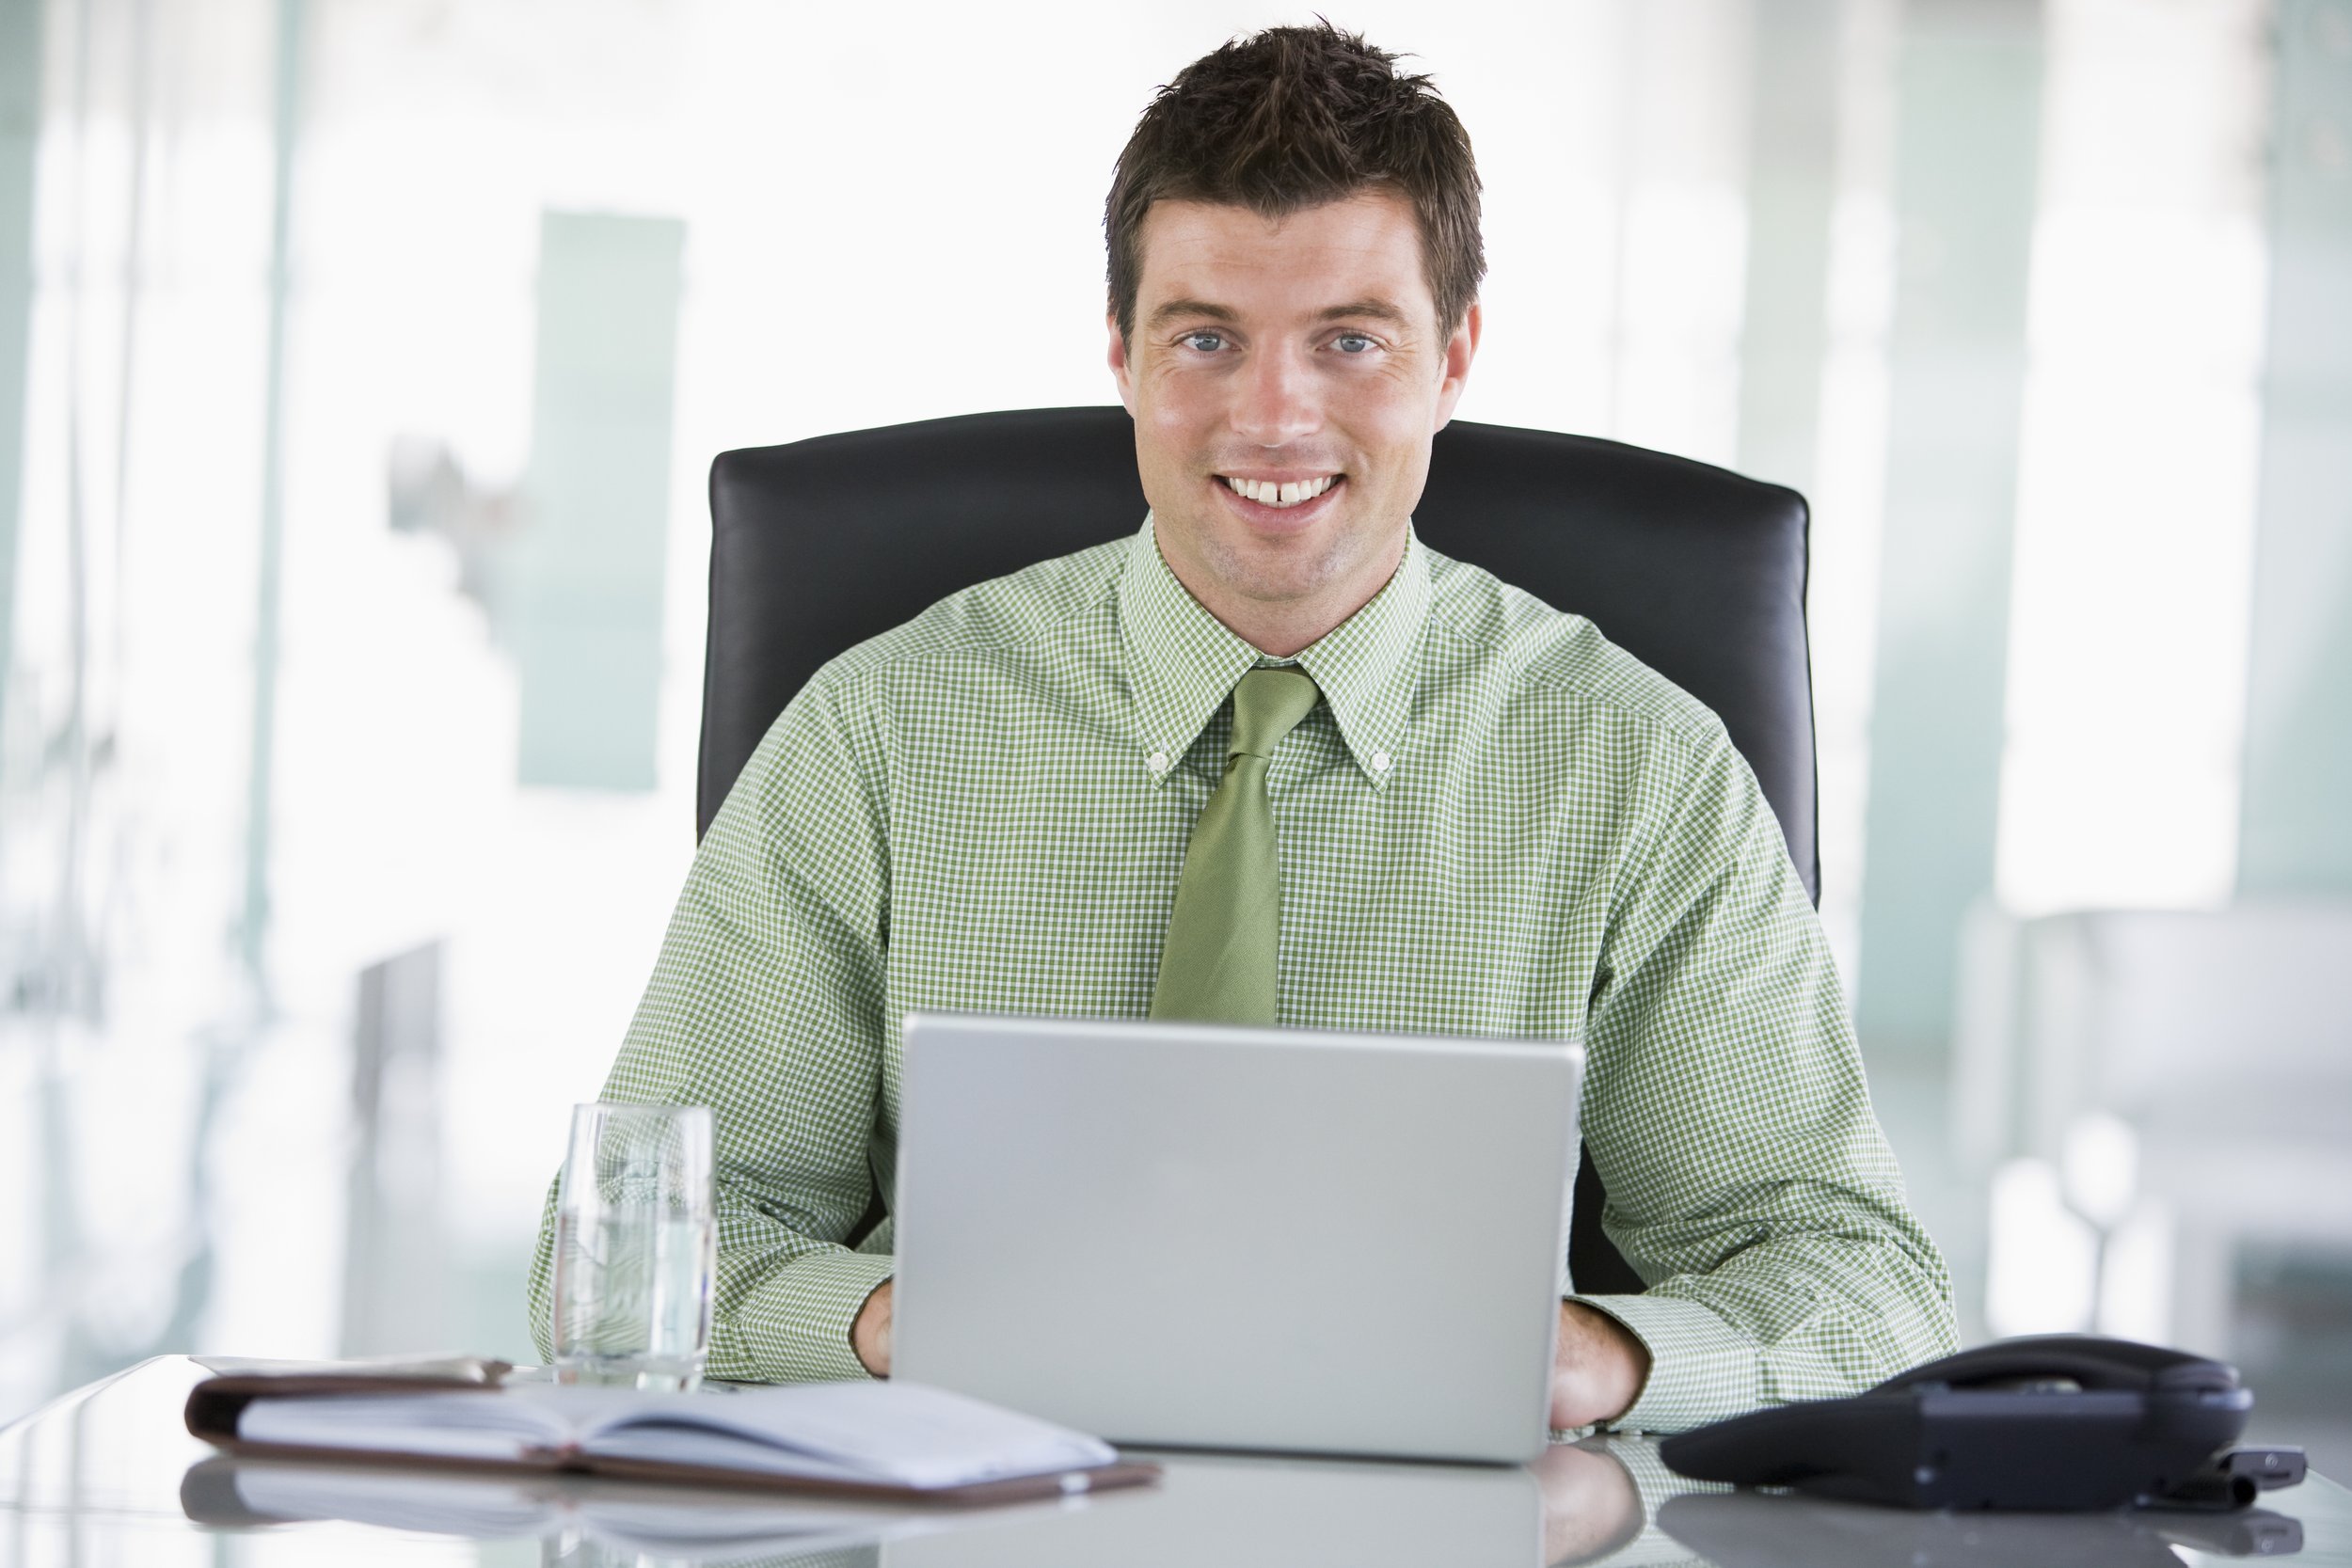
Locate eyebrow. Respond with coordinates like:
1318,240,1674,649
1147,298,1239,330
1320,299,1412,326
1145,297,1416,330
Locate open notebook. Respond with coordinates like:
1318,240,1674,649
187,1370,1157,1505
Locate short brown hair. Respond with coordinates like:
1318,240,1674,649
1105,24,1485,341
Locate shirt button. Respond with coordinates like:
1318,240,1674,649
1370,751,1392,773
1148,751,1169,773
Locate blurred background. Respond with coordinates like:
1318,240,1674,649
0,0,2345,1473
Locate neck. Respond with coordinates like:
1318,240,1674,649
1159,524,1409,658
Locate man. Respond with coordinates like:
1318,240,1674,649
531,24,1956,1433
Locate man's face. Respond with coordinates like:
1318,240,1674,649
1109,190,1478,645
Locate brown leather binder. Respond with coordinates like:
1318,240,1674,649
184,1366,1161,1506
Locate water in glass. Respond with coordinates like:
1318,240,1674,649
552,1102,716,1391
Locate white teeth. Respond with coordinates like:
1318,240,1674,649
1223,475,1336,508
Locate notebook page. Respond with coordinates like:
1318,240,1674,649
235,1386,639,1460
580,1427,881,1483
580,1381,1117,1489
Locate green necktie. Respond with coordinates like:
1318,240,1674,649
1150,666,1323,1025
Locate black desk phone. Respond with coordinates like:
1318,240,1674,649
1660,1335,2307,1511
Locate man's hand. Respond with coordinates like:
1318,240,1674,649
1550,1301,1648,1429
851,1279,895,1376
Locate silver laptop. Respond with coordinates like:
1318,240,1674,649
891,1013,1584,1464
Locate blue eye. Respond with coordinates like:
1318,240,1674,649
1334,334,1376,354
1182,331,1226,353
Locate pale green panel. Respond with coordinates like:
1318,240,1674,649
2239,0,2352,895
0,0,39,727
1735,0,1841,493
1855,0,2042,1066
514,210,685,792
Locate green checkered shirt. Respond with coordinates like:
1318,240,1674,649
529,518,1955,1432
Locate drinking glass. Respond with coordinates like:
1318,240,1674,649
551,1101,716,1390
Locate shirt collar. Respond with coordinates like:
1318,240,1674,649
1117,515,1427,791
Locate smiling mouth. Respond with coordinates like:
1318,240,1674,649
1219,474,1342,509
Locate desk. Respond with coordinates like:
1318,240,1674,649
4,1357,2346,1566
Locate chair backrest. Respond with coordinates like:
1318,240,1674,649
701,405,1819,1294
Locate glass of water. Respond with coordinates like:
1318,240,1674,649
551,1101,716,1391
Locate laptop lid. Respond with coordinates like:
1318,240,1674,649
892,1013,1584,1464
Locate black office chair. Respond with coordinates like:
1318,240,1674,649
700,406,1817,1296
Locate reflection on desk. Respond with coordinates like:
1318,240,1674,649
180,1456,957,1561
182,1446,1546,1567
3,1356,2347,1567
1660,1489,2312,1567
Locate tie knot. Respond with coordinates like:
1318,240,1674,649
1228,666,1322,760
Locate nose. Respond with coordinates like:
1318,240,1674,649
1229,339,1322,447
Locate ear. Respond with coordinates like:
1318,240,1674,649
1107,311,1137,415
1432,299,1483,432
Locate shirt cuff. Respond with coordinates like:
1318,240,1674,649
725,1249,896,1383
1570,1292,1756,1434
